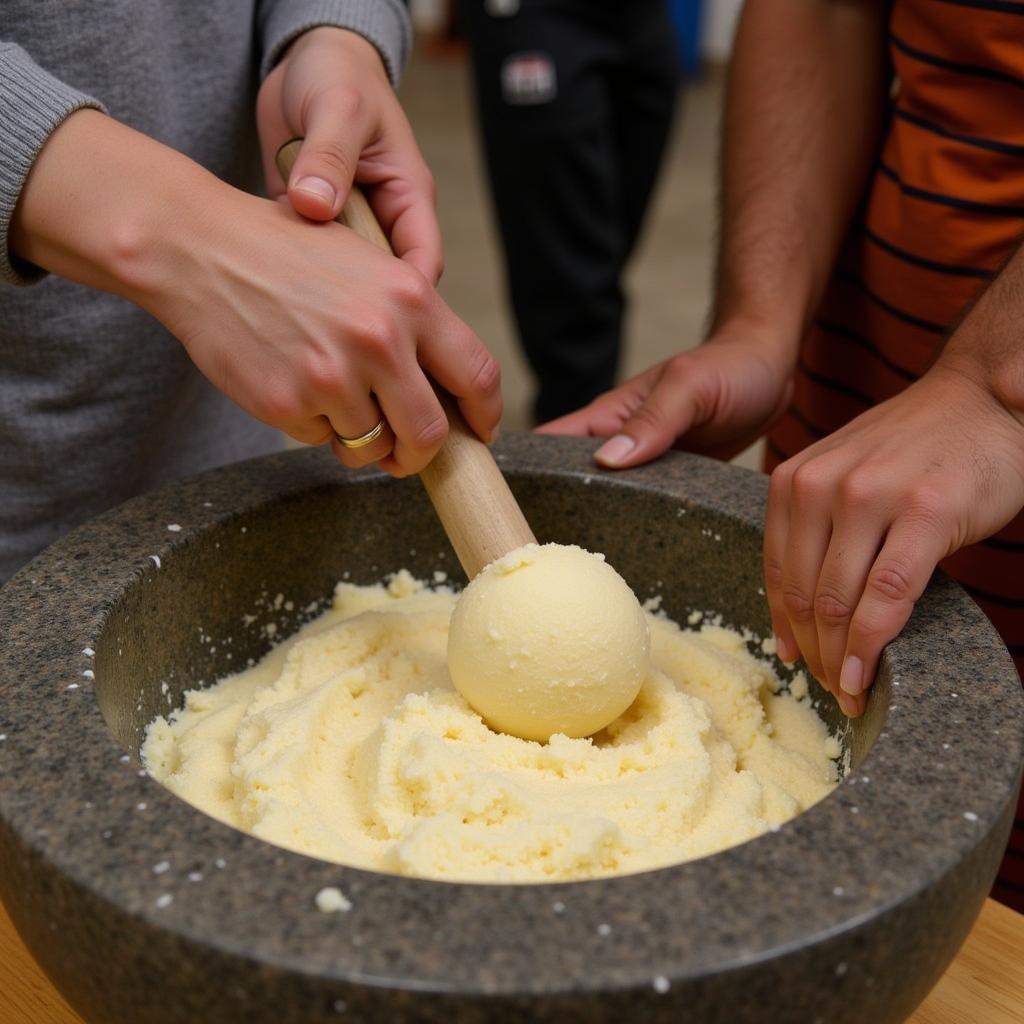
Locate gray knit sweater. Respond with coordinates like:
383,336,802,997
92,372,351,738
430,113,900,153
0,1,410,582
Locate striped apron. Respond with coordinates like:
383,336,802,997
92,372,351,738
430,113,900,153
765,0,1024,911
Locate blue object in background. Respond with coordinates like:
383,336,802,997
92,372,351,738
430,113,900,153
669,0,704,78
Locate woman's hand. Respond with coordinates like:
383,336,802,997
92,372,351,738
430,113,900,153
537,322,795,466
765,364,1024,717
11,110,501,476
256,27,443,284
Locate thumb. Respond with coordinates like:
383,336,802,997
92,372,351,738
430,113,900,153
594,360,699,469
285,99,363,221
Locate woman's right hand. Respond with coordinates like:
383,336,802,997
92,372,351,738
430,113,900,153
11,111,502,476
140,184,501,476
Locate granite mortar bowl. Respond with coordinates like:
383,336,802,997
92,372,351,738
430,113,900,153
0,436,1021,1024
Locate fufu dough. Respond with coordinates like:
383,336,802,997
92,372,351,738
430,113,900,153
448,543,650,741
142,571,841,884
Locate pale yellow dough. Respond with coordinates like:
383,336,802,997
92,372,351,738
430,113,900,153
143,572,840,883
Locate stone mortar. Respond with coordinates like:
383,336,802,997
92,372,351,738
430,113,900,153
0,436,1021,1024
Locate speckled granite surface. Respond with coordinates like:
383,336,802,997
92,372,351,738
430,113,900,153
0,436,1020,1024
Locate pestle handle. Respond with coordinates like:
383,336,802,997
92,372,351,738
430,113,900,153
275,139,536,579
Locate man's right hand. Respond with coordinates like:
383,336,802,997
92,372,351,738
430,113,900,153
11,111,502,477
537,322,794,468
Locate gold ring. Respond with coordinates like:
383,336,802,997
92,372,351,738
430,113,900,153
335,419,386,449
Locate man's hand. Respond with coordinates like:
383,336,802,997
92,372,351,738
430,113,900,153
256,27,442,284
765,365,1024,717
537,323,794,467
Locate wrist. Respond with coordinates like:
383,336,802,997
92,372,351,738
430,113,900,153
705,313,801,375
10,109,224,308
282,25,389,81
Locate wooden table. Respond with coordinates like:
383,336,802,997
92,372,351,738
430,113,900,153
2,896,1021,1023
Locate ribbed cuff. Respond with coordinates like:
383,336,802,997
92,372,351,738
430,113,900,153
0,43,106,287
259,0,411,86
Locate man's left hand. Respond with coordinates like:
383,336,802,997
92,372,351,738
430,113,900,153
766,363,1024,717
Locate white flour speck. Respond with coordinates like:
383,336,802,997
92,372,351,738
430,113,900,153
215,858,227,869
166,524,182,533
152,861,170,874
188,872,204,883
315,887,353,913
149,555,161,569
67,683,79,690
155,894,173,909
136,802,147,811
552,901,565,914
833,886,845,897
82,669,94,679
597,923,611,936
835,962,848,977
652,976,670,994
964,811,978,822
82,647,94,657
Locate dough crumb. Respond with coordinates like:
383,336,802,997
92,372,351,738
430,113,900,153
315,887,353,914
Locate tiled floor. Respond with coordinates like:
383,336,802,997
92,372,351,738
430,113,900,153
399,50,763,470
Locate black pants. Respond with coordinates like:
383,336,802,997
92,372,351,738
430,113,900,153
458,0,680,423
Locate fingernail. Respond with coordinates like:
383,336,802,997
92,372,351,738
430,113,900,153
595,434,635,467
293,176,336,207
838,692,859,718
839,655,864,695
775,634,796,665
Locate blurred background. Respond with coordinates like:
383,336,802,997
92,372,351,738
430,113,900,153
398,1,761,468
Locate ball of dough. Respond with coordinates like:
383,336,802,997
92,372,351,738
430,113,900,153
447,543,650,741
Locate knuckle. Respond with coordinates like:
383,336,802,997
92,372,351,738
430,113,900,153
790,460,831,504
390,266,432,312
781,583,815,623
627,399,671,438
352,313,399,364
302,352,342,395
763,555,785,591
813,585,854,627
255,384,304,425
421,167,437,203
411,411,448,451
837,469,875,510
903,487,946,532
868,558,916,604
308,134,355,180
768,459,795,499
466,346,501,397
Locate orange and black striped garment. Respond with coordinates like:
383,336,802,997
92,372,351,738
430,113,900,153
765,0,1024,911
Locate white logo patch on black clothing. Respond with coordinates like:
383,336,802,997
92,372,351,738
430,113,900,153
501,51,557,106
485,0,520,15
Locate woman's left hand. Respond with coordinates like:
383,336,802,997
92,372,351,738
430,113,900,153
256,26,442,284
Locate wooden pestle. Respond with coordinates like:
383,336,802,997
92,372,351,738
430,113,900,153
275,139,536,579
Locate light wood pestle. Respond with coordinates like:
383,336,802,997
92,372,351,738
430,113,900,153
275,139,536,579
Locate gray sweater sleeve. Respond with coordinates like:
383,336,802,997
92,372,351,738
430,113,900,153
0,42,106,287
258,0,411,85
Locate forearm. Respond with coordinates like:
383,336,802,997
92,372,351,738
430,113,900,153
939,241,1024,429
10,109,220,308
713,0,890,353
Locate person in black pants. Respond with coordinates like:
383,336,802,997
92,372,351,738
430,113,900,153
458,0,680,423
